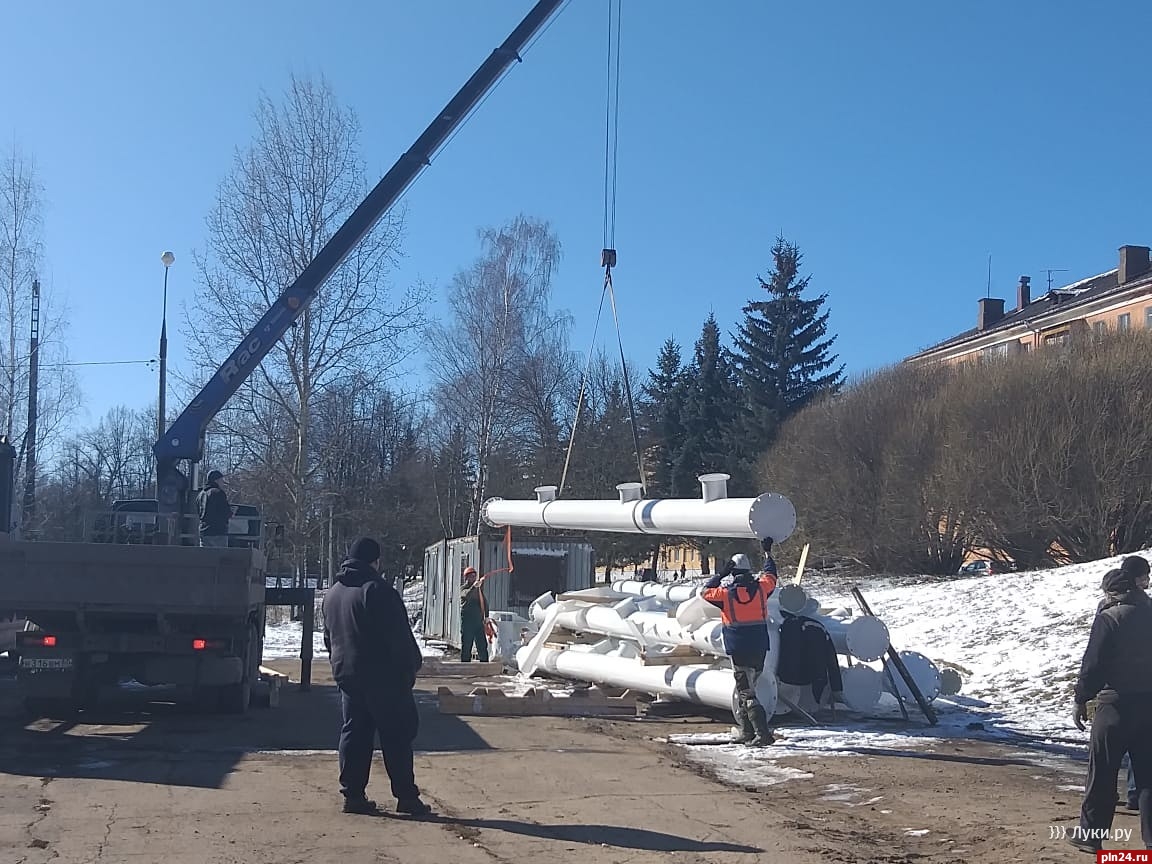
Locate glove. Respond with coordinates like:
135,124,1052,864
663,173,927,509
761,537,774,554
1073,702,1088,731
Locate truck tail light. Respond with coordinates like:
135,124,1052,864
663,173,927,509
41,635,57,647
192,639,207,650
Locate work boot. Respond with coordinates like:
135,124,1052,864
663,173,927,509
731,706,754,744
397,797,433,818
746,703,775,747
1065,834,1100,855
342,796,381,815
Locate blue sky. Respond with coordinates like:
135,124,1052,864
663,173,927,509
2,1,1150,431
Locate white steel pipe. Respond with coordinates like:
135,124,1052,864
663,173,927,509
482,476,796,541
517,642,779,718
611,579,700,604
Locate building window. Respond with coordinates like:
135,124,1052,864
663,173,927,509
982,342,1012,359
1043,331,1068,346
1145,307,1152,328
1119,313,1131,331
1094,321,1107,338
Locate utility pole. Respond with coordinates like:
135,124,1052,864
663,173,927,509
158,252,174,444
0,434,15,535
22,279,40,533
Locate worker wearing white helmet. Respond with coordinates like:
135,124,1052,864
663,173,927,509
702,545,779,746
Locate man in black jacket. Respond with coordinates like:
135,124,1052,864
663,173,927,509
323,537,431,817
196,470,231,547
1070,558,1152,852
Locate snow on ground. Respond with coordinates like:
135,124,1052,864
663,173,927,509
811,551,1151,742
671,551,1148,789
263,616,327,660
262,579,444,660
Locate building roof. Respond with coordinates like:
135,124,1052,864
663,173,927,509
910,268,1123,358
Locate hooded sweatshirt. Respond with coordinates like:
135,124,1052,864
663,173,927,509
197,479,230,536
1075,568,1152,706
322,558,422,690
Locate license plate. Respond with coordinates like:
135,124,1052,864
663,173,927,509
20,658,73,670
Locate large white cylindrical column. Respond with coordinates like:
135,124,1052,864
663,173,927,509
483,485,796,542
517,642,778,718
611,579,700,604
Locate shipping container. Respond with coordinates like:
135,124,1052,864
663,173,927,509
421,534,595,648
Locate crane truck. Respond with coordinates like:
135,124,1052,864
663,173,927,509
0,0,564,714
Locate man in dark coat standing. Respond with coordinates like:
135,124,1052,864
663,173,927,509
196,470,231,547
323,537,431,817
1069,556,1152,852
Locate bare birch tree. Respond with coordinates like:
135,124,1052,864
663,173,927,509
182,75,426,564
425,215,566,534
0,143,80,521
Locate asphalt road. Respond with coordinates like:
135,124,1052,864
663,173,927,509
0,659,1138,863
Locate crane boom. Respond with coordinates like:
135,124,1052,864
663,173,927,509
154,0,565,529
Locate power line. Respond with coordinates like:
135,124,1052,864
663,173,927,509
0,357,156,371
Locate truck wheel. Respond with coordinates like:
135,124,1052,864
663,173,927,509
217,624,258,714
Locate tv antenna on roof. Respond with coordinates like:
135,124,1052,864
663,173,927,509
1045,268,1069,291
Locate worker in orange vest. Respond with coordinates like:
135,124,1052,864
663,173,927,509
702,548,778,746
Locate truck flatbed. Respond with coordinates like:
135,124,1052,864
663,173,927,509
0,534,265,616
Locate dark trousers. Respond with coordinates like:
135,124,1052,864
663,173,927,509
460,620,489,663
1080,699,1152,848
337,683,419,802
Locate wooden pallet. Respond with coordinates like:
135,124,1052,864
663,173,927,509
437,685,640,717
418,659,504,677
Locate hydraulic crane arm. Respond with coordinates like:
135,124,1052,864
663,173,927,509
153,0,564,520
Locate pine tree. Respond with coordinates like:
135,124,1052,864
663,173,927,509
643,338,688,497
732,235,844,458
677,315,740,492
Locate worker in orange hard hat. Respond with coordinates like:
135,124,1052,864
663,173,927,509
459,566,489,663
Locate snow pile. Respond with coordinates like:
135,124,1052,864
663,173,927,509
814,551,1150,740
668,551,1147,790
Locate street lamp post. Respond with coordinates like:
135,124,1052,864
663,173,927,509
158,251,174,444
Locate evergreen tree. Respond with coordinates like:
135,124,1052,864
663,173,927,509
732,235,844,458
677,315,740,494
643,338,688,496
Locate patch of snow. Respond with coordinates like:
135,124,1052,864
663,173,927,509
697,748,815,787
810,551,1152,741
666,550,1146,790
903,829,930,837
263,619,326,660
263,579,436,660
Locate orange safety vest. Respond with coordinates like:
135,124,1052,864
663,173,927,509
703,575,776,627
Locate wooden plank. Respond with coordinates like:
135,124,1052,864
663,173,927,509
417,659,503,677
793,543,811,586
436,685,637,717
640,645,712,666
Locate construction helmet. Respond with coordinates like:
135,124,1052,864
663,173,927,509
730,553,752,573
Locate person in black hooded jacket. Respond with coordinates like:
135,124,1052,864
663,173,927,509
322,537,431,817
1068,556,1152,853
